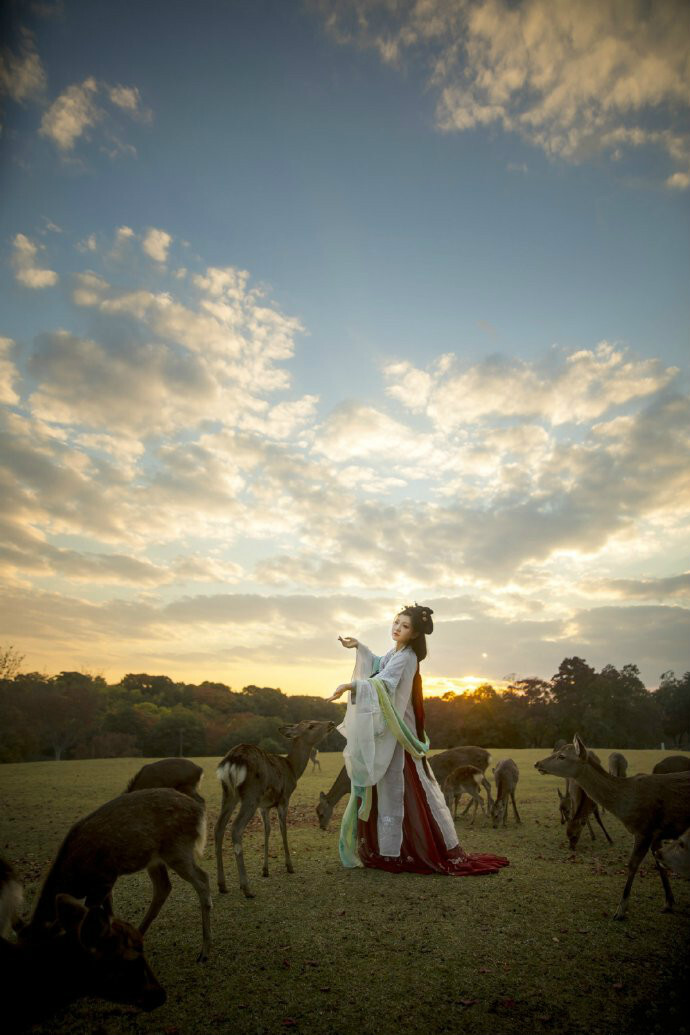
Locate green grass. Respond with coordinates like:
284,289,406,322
1,749,689,1035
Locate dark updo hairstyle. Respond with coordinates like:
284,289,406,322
399,602,434,662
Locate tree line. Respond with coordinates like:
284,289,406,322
0,649,688,763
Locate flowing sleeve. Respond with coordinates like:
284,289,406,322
337,646,416,788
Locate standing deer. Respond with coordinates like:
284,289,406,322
215,719,335,899
536,734,690,919
428,746,493,814
653,755,690,775
0,857,23,940
557,745,613,850
4,893,165,1027
316,766,351,830
28,788,212,962
309,747,321,772
441,766,486,824
491,759,521,828
608,752,628,777
126,758,204,803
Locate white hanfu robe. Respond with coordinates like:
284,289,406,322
338,642,459,859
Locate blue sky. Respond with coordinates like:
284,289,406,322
1,0,689,694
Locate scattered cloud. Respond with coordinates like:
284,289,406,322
384,342,678,428
318,0,690,184
11,233,59,288
141,227,172,263
0,338,20,405
2,226,688,688
39,75,151,155
0,29,46,103
39,76,101,150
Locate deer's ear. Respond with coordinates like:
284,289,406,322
319,791,327,801
54,894,88,933
78,905,111,950
279,724,296,739
573,733,587,759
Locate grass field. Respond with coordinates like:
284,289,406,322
1,748,689,1035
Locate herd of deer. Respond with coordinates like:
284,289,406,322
2,723,689,1031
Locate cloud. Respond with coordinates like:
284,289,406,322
384,342,678,428
11,233,59,289
0,338,20,405
318,0,690,183
581,573,690,602
39,76,150,155
39,76,102,150
0,30,46,103
141,227,172,263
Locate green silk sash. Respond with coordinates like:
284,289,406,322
338,676,431,868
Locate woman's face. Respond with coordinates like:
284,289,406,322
392,613,416,647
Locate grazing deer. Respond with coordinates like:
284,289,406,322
653,755,690,775
556,746,614,850
0,857,23,940
126,757,204,803
441,766,486,823
29,788,212,962
657,827,690,879
428,746,493,813
309,747,321,772
4,893,165,1026
491,759,521,828
608,752,628,778
215,719,335,898
316,766,351,830
536,734,690,919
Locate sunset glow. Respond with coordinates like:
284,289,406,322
0,1,688,696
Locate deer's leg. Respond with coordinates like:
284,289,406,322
481,775,493,811
592,805,613,845
510,791,521,825
167,852,213,963
140,862,172,935
231,795,259,898
277,802,294,874
260,808,271,878
652,839,675,914
214,785,237,894
614,834,651,920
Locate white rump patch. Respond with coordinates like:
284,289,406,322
195,814,208,858
472,772,483,786
217,760,246,790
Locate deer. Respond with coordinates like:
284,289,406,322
125,757,205,803
608,752,628,778
428,746,494,815
653,755,690,775
536,734,690,919
491,759,521,828
441,765,486,824
215,719,335,899
28,788,212,962
555,745,614,850
0,857,23,940
657,827,690,879
3,892,165,1028
309,747,321,772
316,765,351,830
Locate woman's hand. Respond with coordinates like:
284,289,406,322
327,682,352,703
338,636,358,649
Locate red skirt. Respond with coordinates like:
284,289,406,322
357,754,509,876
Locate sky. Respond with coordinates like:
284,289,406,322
0,0,689,697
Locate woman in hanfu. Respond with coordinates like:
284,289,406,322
327,604,509,876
